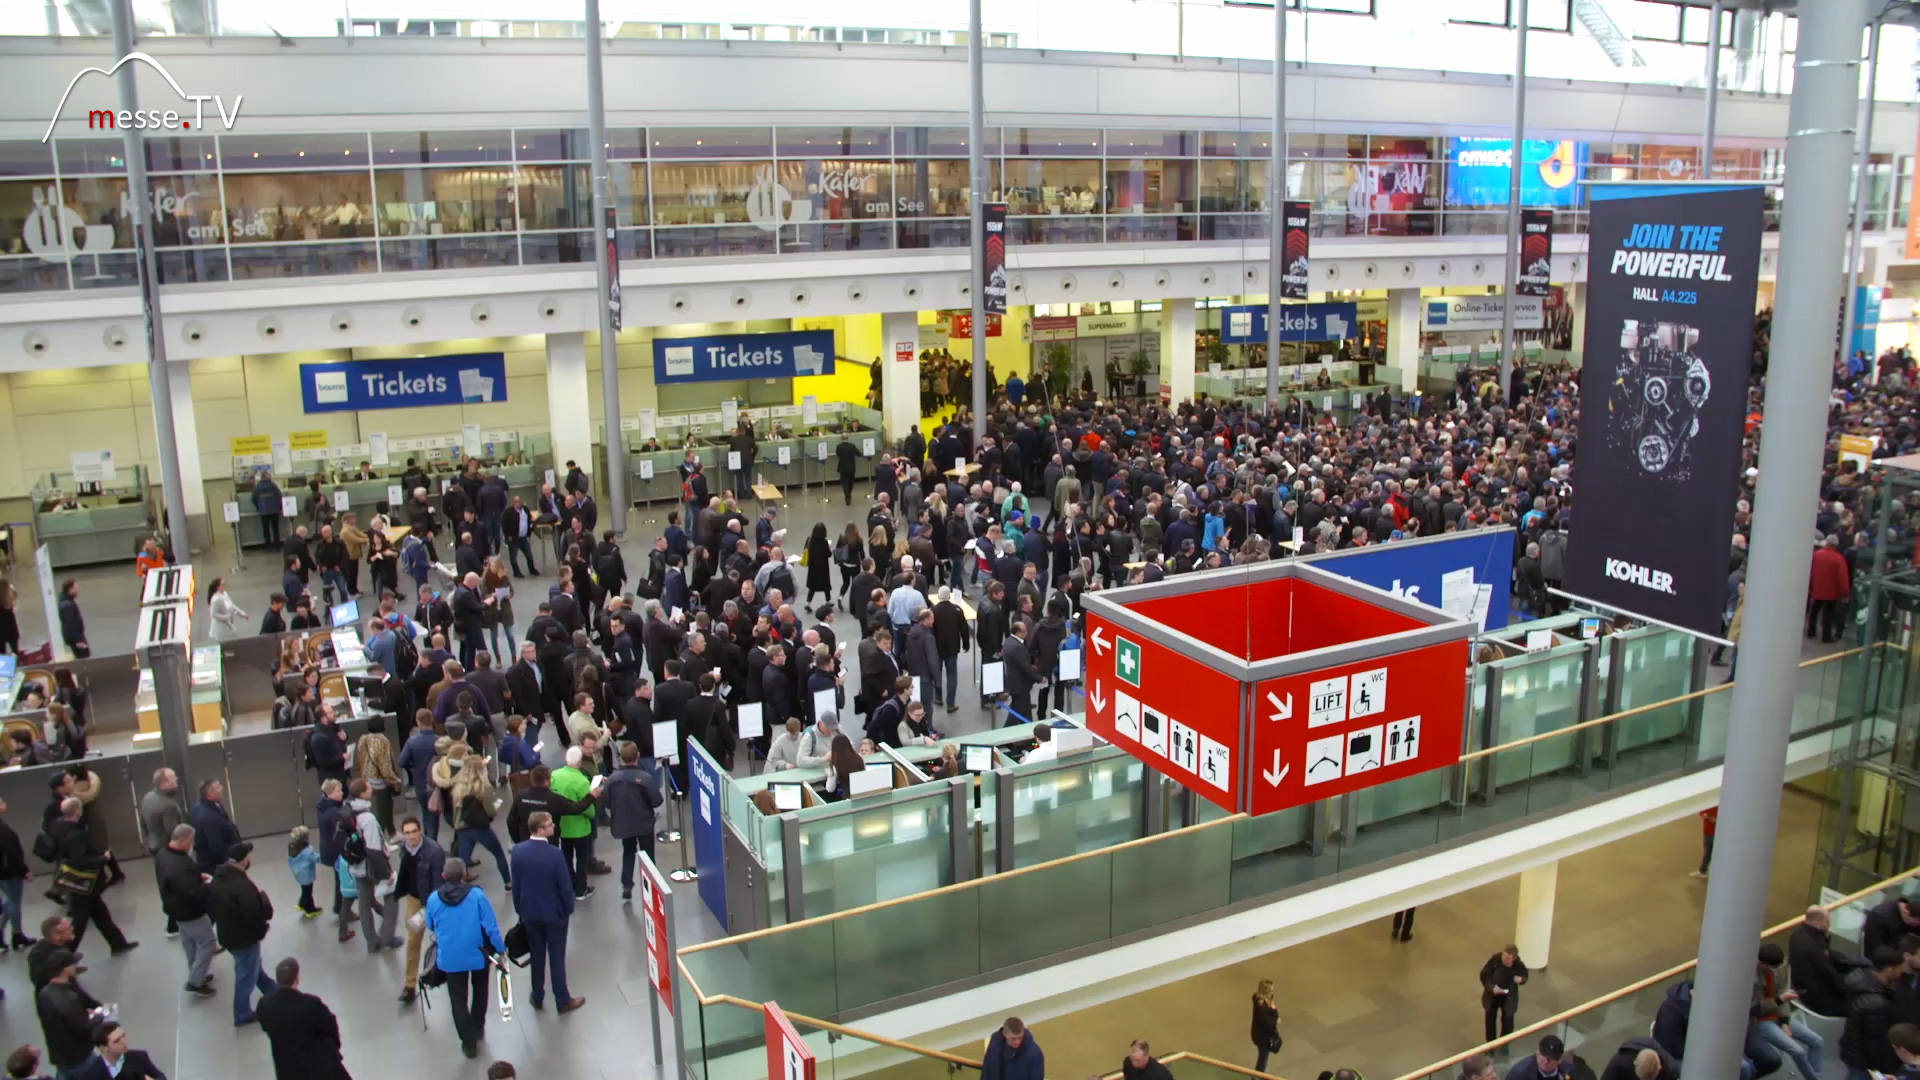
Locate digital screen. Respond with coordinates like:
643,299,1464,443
770,783,803,811
329,599,361,628
1445,138,1587,209
1579,616,1602,639
963,745,994,773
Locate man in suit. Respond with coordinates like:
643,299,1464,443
467,653,510,730
550,580,584,638
644,602,686,685
684,673,731,768
759,643,796,729
255,958,353,1080
509,811,585,1014
653,661,698,789
508,643,550,744
501,495,537,578
450,573,488,670
1001,619,1044,728
74,1021,167,1080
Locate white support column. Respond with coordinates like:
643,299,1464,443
880,311,922,444
1515,860,1558,968
1159,298,1196,406
546,332,593,478
166,361,205,518
1384,289,1424,392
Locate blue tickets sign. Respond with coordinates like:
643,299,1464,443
1298,528,1516,632
1219,303,1360,345
299,353,507,414
653,330,837,384
685,737,730,928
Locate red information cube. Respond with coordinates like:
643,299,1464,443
1082,562,1473,815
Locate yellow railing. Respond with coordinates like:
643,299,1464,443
1392,861,1920,1080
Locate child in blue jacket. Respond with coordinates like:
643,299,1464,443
287,825,321,917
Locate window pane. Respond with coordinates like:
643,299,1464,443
146,134,220,172
1201,131,1255,159
1105,159,1197,214
515,165,593,231
61,176,131,249
1451,0,1509,24
1002,160,1102,214
221,132,371,169
369,166,515,236
513,128,597,161
891,159,972,217
1107,130,1196,157
220,172,376,243
650,127,774,159
55,138,129,176
1290,133,1366,160
0,141,54,178
615,163,650,226
777,127,893,157
378,235,516,272
780,221,894,252
650,161,769,225
1199,160,1268,213
148,172,228,247
894,127,991,156
1004,128,1103,156
777,159,893,220
652,226,776,258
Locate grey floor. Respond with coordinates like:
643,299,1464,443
0,481,1019,1080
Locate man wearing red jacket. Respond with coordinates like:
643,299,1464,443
1808,534,1852,644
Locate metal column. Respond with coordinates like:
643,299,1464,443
585,0,628,537
967,0,989,428
1840,19,1884,375
145,643,197,802
1498,0,1529,396
1702,0,1723,177
110,0,189,552
1680,2,1873,1076
1264,0,1288,413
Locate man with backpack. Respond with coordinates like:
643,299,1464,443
341,779,399,955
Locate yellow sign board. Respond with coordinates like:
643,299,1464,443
1838,433,1876,469
289,430,330,451
229,435,271,456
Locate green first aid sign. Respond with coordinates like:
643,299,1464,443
1116,636,1142,686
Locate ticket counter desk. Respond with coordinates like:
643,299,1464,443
30,468,156,568
0,624,399,878
627,429,881,508
229,462,543,548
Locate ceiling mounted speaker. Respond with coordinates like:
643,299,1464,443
790,285,810,306
470,301,492,326
1010,275,1026,295
330,310,353,333
401,305,426,329
181,321,207,344
1153,268,1171,289
669,290,691,312
1109,271,1126,291
1436,261,1452,278
536,298,560,320
1243,266,1260,284
1400,262,1416,280
902,279,922,300
256,315,283,340
956,276,970,298
1198,268,1216,288
1469,260,1487,278
1321,264,1340,283
21,331,49,357
1058,273,1078,293
729,287,751,310
102,325,127,350
847,281,868,302
1362,263,1379,281
1569,258,1582,275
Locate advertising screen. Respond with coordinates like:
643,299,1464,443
1445,138,1588,209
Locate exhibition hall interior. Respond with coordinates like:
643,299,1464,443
1,0,1919,1078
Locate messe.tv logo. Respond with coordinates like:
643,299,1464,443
41,52,243,143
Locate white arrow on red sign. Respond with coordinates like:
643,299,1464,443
1266,691,1293,722
1262,749,1289,787
1088,680,1106,714
1092,627,1111,655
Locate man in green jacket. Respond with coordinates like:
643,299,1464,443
549,748,598,900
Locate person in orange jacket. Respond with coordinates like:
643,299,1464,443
1692,807,1717,879
134,538,168,580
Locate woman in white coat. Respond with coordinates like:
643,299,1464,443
206,577,248,641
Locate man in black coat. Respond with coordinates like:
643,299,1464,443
48,798,134,953
684,674,732,768
759,643,796,726
508,643,550,742
1863,894,1920,960
1001,619,1044,727
156,824,216,996
207,841,279,1025
505,765,599,846
1789,905,1858,1018
653,661,699,789
73,1022,168,1080
34,948,101,1077
257,957,354,1080
645,605,686,685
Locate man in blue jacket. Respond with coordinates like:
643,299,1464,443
509,811,585,1015
188,780,240,875
396,723,443,839
423,857,505,1060
981,1017,1043,1080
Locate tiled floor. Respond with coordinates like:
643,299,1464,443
982,788,1825,1080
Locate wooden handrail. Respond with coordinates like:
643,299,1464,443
1457,645,1861,762
677,811,1248,953
1393,861,1920,1080
699,992,986,1067
1101,1050,1292,1080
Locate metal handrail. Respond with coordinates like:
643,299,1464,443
695,992,987,1068
1393,862,1920,1080
1104,1050,1292,1080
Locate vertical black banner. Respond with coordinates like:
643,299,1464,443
603,205,623,331
1518,208,1552,297
1281,200,1311,300
1563,184,1764,636
982,202,1008,315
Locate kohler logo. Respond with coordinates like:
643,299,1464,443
1604,557,1676,595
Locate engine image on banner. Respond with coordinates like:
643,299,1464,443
1562,183,1764,636
1281,200,1311,300
1518,208,1552,297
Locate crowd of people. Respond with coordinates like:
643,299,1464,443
7,316,1920,1077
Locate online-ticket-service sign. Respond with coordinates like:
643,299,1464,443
654,330,836,384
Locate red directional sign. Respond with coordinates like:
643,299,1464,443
1248,639,1469,817
766,1003,816,1080
1082,612,1246,812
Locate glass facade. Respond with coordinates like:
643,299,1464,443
0,124,1818,294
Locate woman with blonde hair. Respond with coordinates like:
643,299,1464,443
1250,978,1281,1073
436,740,510,888
482,554,515,658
